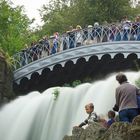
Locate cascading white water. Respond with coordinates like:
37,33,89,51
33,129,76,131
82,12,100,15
0,71,140,140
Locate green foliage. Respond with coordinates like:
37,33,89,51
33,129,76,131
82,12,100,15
0,0,31,55
133,60,140,71
135,78,140,88
63,78,93,88
63,80,82,87
72,80,81,87
1,0,140,57
39,0,139,35
89,0,132,22
0,48,4,57
52,88,60,100
0,47,14,69
63,83,71,87
83,77,93,83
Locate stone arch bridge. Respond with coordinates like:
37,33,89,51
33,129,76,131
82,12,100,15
13,41,140,94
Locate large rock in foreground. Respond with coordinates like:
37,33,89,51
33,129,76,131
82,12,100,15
63,115,140,140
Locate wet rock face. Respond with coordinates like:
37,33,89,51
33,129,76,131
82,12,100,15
129,115,140,140
0,56,6,100
63,123,107,140
0,55,14,104
63,115,140,140
101,122,131,140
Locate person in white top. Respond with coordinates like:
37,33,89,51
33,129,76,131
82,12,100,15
75,25,83,47
121,16,131,40
78,103,99,127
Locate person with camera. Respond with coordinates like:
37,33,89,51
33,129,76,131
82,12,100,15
113,73,139,122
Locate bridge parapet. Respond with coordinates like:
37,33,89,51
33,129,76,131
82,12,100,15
14,41,140,84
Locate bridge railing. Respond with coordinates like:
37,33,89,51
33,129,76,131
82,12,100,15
12,23,140,70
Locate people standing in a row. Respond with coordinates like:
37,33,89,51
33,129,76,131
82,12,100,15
18,17,140,67
67,26,75,49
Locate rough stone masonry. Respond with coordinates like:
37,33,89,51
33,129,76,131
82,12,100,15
0,54,14,105
63,115,140,140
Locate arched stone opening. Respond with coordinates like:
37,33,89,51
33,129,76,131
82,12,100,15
101,54,111,62
127,53,138,61
88,55,98,63
27,72,40,91
41,68,51,77
113,53,124,61
126,53,139,71
31,72,40,80
64,60,74,68
20,77,29,86
18,77,29,95
76,57,86,65
53,64,63,72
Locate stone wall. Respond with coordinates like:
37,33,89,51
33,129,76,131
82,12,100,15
0,55,15,105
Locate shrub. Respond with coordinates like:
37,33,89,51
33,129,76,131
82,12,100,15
52,88,60,100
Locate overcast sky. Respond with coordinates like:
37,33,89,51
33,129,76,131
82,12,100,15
11,0,50,28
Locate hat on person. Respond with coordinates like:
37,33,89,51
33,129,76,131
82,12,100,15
76,25,82,29
88,25,93,28
94,22,99,27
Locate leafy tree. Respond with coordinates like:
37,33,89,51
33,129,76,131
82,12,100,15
40,0,72,35
87,0,132,22
0,0,31,55
39,0,140,36
1,0,140,57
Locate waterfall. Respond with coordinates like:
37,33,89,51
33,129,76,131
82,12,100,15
0,71,140,140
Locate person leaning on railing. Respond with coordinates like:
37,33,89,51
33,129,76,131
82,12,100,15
121,16,132,41
50,32,59,55
92,22,101,43
132,16,140,40
66,26,76,49
13,20,140,69
42,35,50,56
61,33,69,50
75,25,83,47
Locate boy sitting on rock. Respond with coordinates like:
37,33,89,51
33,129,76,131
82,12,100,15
78,103,99,128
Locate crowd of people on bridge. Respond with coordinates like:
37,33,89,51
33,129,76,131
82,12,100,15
16,16,140,67
74,73,140,129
